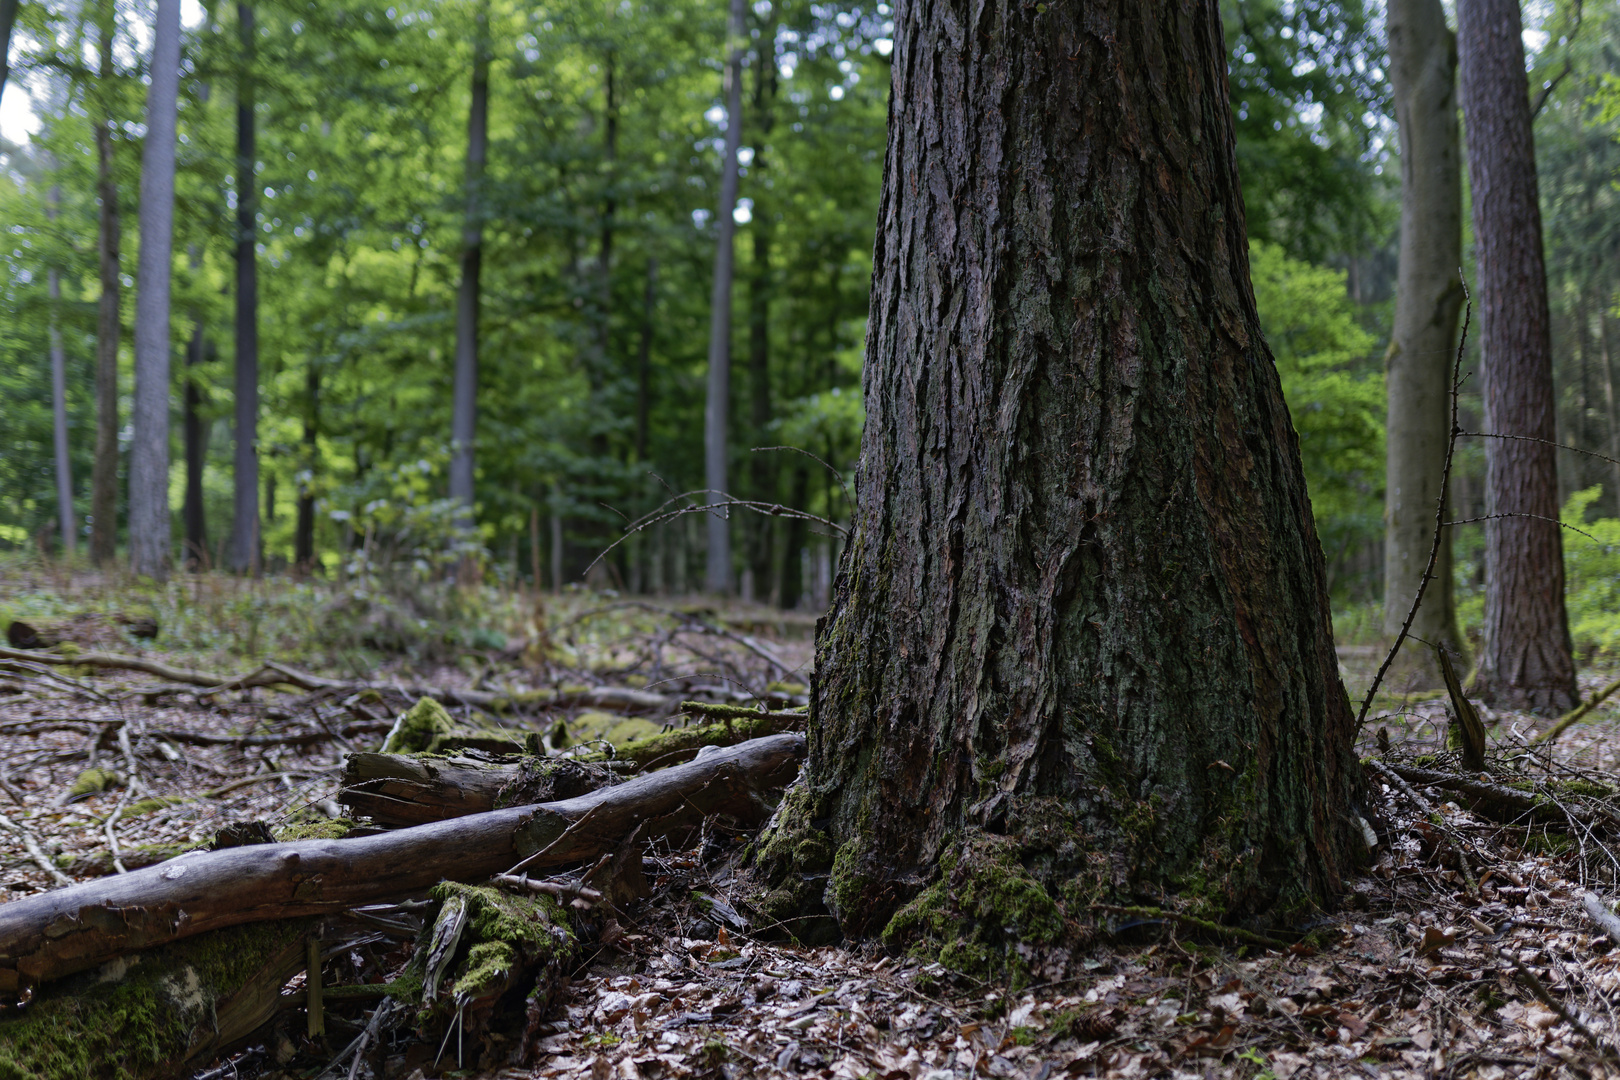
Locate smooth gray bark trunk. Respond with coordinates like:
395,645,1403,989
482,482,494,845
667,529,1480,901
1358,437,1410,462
231,3,259,575
759,0,1357,942
449,16,489,521
1382,0,1466,681
129,0,183,581
1457,0,1577,712
91,0,120,567
703,0,746,594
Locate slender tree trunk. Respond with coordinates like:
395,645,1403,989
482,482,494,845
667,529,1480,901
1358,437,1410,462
294,360,318,569
1457,0,1577,712
747,32,778,605
703,0,745,594
1602,309,1620,516
45,186,76,558
448,11,489,524
0,0,18,102
1381,0,1467,683
598,52,616,367
779,463,807,610
91,1,121,568
230,3,260,575
129,0,183,581
182,312,209,569
634,258,657,464
757,0,1358,948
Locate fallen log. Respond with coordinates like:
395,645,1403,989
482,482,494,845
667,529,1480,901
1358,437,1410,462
0,646,676,714
0,733,805,989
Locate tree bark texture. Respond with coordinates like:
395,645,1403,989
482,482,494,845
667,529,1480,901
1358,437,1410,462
449,14,489,518
703,0,746,594
766,0,1358,938
1382,0,1465,679
0,734,804,988
91,1,120,568
129,0,182,581
231,3,260,576
183,249,210,568
1456,0,1577,713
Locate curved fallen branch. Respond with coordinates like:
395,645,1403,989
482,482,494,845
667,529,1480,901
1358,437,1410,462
0,733,805,989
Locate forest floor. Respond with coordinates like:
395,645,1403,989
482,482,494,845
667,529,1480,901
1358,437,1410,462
2,562,1620,1080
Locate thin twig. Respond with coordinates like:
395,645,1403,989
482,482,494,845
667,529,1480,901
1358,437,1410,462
1356,275,1472,734
0,810,73,886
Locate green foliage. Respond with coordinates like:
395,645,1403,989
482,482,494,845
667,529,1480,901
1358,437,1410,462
1249,241,1384,591
1560,486,1620,657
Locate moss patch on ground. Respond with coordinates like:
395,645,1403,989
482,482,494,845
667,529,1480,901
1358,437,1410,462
381,697,458,753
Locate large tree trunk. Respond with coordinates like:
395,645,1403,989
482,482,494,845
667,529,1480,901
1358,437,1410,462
91,1,121,568
129,0,182,581
448,10,489,522
1457,0,1577,713
231,3,260,576
1382,0,1466,682
703,0,745,594
757,0,1358,950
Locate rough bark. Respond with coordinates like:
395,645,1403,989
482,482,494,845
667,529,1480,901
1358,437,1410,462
449,12,489,520
128,0,182,581
338,752,608,827
703,0,746,594
90,0,120,568
0,734,805,988
1457,0,1578,713
231,3,260,576
1383,0,1466,681
759,0,1358,944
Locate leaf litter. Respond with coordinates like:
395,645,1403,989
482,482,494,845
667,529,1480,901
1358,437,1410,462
1,573,1620,1078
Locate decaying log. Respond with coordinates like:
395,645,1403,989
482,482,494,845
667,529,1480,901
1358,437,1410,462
0,733,805,988
610,710,804,768
0,918,314,1080
339,752,608,827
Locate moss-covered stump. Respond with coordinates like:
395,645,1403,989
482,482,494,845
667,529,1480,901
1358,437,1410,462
0,918,314,1080
415,882,577,1067
381,697,521,755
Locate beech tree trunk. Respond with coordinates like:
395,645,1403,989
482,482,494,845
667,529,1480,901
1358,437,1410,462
703,0,745,594
747,31,778,605
90,0,120,568
448,11,489,521
1457,0,1577,713
129,0,183,581
231,3,260,575
760,0,1358,942
1382,0,1466,681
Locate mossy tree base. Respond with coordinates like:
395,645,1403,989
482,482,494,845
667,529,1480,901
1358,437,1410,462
757,0,1361,966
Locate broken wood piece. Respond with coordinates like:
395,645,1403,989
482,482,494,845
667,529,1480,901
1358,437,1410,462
0,733,805,987
339,752,607,827
1582,892,1620,944
489,874,603,905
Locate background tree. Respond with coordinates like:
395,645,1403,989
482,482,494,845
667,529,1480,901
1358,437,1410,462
90,0,121,567
129,0,183,580
1458,0,1578,712
703,0,746,594
756,0,1359,956
448,3,489,530
231,2,259,574
1383,0,1466,679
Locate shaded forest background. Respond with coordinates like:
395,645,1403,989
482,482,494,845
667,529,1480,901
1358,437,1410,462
4,0,1620,653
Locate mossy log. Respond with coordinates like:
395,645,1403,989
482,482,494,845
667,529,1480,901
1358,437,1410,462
605,710,805,769
0,733,804,990
339,753,606,827
0,918,314,1080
